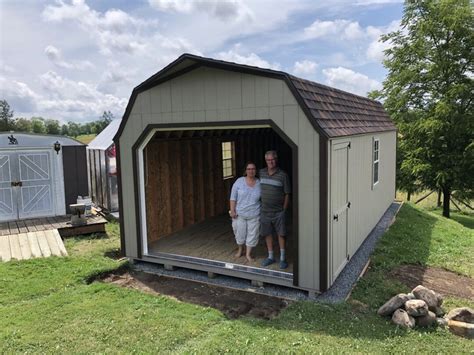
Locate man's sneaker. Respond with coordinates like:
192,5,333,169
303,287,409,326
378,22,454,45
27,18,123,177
279,260,288,269
261,258,275,267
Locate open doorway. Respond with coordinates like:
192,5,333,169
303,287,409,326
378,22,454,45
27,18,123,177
141,125,296,276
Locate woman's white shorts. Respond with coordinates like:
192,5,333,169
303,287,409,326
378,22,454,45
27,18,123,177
232,216,260,247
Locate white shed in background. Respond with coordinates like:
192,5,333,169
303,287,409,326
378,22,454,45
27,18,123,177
87,119,121,213
0,132,88,222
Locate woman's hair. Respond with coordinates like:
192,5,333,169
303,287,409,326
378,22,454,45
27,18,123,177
243,161,257,177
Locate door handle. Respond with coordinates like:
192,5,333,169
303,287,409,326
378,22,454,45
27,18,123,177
333,214,339,221
11,181,23,187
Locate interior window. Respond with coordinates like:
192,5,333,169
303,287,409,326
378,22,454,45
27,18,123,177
222,141,235,179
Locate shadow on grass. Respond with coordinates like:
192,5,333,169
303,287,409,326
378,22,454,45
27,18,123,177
66,232,109,242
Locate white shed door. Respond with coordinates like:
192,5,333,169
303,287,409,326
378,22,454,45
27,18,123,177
18,152,54,219
331,142,350,282
0,151,55,221
0,154,17,221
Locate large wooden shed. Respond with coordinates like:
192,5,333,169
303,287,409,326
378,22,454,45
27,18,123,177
0,132,88,222
115,54,396,293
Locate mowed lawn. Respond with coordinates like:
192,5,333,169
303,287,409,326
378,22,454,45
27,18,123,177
0,204,473,353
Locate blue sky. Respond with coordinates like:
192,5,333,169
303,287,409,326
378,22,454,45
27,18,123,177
0,0,404,123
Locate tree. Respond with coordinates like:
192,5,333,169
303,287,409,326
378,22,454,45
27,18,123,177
45,119,61,134
12,117,33,132
95,110,114,134
61,124,69,136
376,0,473,218
0,100,14,131
31,117,46,134
67,121,80,137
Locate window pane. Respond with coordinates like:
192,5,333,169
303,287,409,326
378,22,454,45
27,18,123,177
374,162,379,183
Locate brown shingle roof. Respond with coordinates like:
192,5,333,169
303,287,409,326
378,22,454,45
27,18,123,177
290,76,395,138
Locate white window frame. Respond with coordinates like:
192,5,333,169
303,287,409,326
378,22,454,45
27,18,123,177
372,137,380,188
221,141,235,180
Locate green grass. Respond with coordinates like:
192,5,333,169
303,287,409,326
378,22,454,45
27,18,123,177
1,205,473,353
75,134,96,144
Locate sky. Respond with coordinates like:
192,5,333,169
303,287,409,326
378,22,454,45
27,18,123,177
0,0,404,123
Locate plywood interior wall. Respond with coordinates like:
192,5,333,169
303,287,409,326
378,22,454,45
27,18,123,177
145,128,292,243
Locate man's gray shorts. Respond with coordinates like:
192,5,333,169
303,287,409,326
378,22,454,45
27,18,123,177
260,210,287,237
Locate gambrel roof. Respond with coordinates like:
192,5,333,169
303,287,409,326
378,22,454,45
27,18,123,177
116,54,395,140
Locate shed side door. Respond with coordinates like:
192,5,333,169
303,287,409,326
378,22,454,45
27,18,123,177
18,151,54,219
0,153,18,222
331,141,350,282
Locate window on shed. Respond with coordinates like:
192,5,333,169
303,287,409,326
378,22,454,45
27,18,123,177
222,141,235,179
372,138,380,187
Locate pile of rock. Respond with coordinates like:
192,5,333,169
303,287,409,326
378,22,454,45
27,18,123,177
378,285,444,328
378,285,474,339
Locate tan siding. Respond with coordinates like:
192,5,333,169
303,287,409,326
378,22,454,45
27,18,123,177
119,66,321,290
329,131,396,285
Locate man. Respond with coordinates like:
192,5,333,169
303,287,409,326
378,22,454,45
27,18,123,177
259,150,291,269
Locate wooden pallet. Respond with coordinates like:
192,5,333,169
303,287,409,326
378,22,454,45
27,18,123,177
0,229,68,262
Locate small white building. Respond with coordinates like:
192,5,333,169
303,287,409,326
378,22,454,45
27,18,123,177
114,54,396,293
0,132,88,222
87,119,121,213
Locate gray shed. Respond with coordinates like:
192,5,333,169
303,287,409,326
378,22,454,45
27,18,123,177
0,132,88,222
115,54,396,293
87,119,121,213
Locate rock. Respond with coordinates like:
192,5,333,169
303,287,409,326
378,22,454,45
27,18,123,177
392,309,415,328
406,293,415,300
445,307,474,324
448,320,474,339
434,292,443,306
378,293,411,316
434,306,445,317
412,285,438,310
405,299,428,317
416,311,437,327
437,317,448,328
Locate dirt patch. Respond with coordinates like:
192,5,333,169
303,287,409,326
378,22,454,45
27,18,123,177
390,265,474,300
101,270,290,319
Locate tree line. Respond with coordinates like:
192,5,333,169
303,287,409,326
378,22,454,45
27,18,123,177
0,100,114,137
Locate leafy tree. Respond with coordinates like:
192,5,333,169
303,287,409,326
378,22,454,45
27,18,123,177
45,119,61,134
12,117,33,132
61,124,69,136
94,110,114,134
31,117,47,134
0,99,14,131
376,0,473,218
67,121,80,137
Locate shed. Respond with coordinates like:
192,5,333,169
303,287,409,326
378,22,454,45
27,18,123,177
0,132,88,222
115,54,396,293
87,119,121,213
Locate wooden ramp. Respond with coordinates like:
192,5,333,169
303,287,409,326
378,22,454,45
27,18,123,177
0,229,68,262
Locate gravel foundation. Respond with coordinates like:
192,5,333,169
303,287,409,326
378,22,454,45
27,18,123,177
133,201,402,302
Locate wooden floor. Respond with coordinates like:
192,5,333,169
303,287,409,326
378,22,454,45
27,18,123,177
0,229,68,262
0,215,107,237
148,214,294,273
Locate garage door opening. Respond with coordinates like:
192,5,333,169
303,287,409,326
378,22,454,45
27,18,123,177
139,125,296,279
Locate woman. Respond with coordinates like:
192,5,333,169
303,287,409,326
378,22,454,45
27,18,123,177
229,162,261,262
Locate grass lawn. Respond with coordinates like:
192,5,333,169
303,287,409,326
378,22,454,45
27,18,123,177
75,134,97,144
0,204,473,353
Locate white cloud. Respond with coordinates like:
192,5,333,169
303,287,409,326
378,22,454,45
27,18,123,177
216,48,281,70
148,0,254,22
355,0,403,5
0,76,40,113
42,1,155,56
293,60,318,76
365,20,400,62
322,67,381,96
304,20,366,41
44,45,93,70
